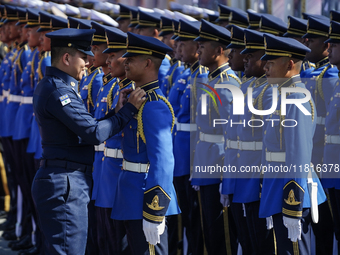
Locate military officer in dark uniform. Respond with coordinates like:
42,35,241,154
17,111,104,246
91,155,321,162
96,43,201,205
31,28,146,255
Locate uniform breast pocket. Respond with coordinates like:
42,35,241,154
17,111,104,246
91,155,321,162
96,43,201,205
123,120,138,148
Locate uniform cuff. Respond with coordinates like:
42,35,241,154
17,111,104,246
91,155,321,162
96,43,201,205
282,180,304,219
119,102,138,117
143,186,171,224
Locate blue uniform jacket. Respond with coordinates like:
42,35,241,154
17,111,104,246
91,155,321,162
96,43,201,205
13,47,39,140
304,58,338,168
3,43,30,137
322,79,340,189
259,76,326,218
96,78,133,208
79,65,103,115
33,66,137,166
111,80,180,222
92,73,117,201
27,52,51,159
233,75,268,203
158,55,171,89
221,76,255,195
161,59,185,97
192,63,241,186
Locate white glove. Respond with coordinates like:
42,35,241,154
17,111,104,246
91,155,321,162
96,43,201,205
192,185,200,191
219,183,230,207
283,216,301,242
266,216,273,230
143,218,165,245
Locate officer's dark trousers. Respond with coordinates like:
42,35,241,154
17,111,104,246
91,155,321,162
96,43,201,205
328,188,340,254
32,164,92,255
230,201,252,255
272,210,311,255
122,219,168,255
244,201,275,255
174,174,204,255
199,183,228,255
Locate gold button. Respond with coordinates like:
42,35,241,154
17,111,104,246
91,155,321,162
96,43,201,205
84,78,87,82
335,104,337,106
102,157,104,161
177,87,179,90
264,130,266,134
305,81,307,84
225,146,227,150
102,109,104,111
198,127,201,130
327,112,329,116
70,82,75,87
237,136,240,140
68,43,72,47
324,127,326,131
122,133,124,137
237,153,240,158
310,86,312,89
97,103,99,107
337,82,339,86
101,88,103,91
180,104,182,108
21,90,24,94
130,125,132,129
331,97,334,101
20,79,23,82
104,78,107,83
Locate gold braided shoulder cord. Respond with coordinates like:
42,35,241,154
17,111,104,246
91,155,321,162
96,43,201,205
228,73,242,85
30,50,37,88
167,62,180,95
315,65,329,105
37,55,45,81
106,80,118,114
136,95,175,153
87,71,100,112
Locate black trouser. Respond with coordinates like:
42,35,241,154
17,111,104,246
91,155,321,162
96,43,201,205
311,200,334,255
174,175,204,255
199,183,230,255
230,201,252,255
272,209,311,255
244,201,275,255
328,188,340,254
123,219,168,255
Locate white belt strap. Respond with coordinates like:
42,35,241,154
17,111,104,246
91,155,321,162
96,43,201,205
176,123,197,132
307,166,319,223
316,116,325,125
239,141,263,151
3,90,9,98
8,94,22,103
21,96,33,104
325,135,340,144
265,151,286,162
199,132,224,143
0,95,3,102
94,143,105,152
226,139,238,149
123,160,149,173
104,147,123,159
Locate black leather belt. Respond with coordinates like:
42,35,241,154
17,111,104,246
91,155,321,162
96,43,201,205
40,159,92,173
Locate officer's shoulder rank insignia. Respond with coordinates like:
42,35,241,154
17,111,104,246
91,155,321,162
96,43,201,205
59,94,71,106
284,190,301,205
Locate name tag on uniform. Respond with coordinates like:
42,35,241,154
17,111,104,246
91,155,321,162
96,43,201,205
59,94,71,106
335,92,340,98
82,85,88,90
101,97,107,103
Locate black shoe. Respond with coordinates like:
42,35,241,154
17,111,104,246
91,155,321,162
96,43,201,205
11,235,32,251
2,229,18,240
0,210,7,218
18,245,39,255
0,220,15,231
8,238,21,248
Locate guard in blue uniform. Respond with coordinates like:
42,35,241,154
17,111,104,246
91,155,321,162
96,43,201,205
171,19,206,255
159,16,184,98
285,14,334,255
111,32,181,255
259,34,327,255
226,7,248,29
283,16,315,79
3,6,32,244
193,19,241,255
94,26,131,255
136,9,171,89
215,4,233,27
302,15,339,172
247,11,262,30
323,20,340,252
127,6,139,33
31,28,145,255
0,5,19,241
239,29,275,254
89,21,119,255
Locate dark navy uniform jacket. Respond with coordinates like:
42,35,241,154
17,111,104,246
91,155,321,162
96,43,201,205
33,66,137,166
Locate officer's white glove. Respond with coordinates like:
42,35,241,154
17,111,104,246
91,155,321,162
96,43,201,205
266,216,273,230
283,216,301,242
143,218,165,245
192,185,200,191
